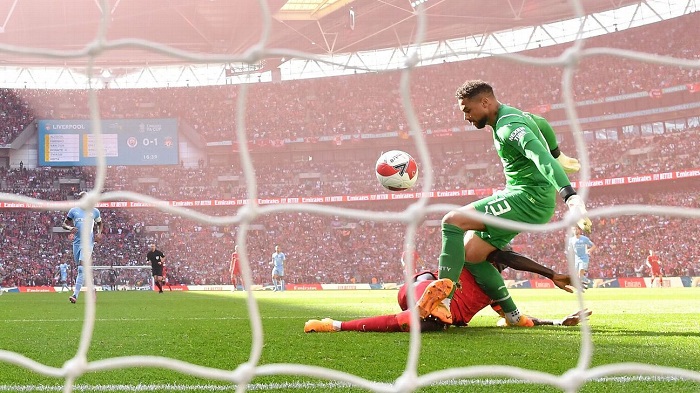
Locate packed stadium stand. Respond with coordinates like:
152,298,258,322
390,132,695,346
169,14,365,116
1,183,699,289
1,12,699,290
1,12,699,146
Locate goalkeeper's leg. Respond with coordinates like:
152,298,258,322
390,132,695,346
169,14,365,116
441,193,554,326
439,211,529,327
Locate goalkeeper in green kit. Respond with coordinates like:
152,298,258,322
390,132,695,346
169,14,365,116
417,80,592,327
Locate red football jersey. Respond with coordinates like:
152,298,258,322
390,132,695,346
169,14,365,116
397,269,493,326
647,255,662,274
230,252,241,275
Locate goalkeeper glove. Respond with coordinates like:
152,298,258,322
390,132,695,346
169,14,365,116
556,152,581,174
565,194,592,233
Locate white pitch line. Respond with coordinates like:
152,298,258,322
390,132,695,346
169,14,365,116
0,314,389,323
0,376,693,392
0,317,252,323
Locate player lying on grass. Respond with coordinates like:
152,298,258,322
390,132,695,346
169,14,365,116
305,247,591,333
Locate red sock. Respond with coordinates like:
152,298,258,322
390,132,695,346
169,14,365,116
340,312,409,332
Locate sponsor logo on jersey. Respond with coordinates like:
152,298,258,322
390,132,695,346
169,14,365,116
508,126,526,142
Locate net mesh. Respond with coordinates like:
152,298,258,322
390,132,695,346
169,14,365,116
0,0,699,392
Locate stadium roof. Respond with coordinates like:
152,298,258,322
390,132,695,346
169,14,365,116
0,0,643,67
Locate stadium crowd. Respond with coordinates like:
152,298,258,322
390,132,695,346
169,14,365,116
1,12,700,290
1,12,699,145
507,189,700,281
1,183,698,290
1,126,699,202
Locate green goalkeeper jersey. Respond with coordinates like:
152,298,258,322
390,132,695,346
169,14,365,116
493,104,571,192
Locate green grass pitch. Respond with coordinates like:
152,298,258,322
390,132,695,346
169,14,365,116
0,288,698,392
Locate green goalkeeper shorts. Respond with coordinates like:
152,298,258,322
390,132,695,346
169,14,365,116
469,186,556,250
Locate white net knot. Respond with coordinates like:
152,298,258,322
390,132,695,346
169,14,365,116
560,46,581,68
404,203,425,225
561,368,588,391
231,362,256,385
245,45,265,65
394,371,418,393
78,191,99,210
86,40,105,57
403,52,420,69
62,356,88,379
238,203,259,224
563,208,583,227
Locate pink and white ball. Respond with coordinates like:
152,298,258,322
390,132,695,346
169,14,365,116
375,150,418,191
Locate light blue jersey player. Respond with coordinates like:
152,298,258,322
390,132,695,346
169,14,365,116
568,227,596,288
271,245,286,292
62,192,104,304
58,262,69,292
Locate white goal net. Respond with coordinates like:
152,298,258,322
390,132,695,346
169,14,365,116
0,0,699,392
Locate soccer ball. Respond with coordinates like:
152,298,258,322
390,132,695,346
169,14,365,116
375,150,418,191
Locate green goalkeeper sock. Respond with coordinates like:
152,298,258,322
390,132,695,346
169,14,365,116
465,261,517,313
438,223,466,298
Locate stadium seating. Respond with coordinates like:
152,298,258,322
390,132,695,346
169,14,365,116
2,12,700,289
1,12,699,145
